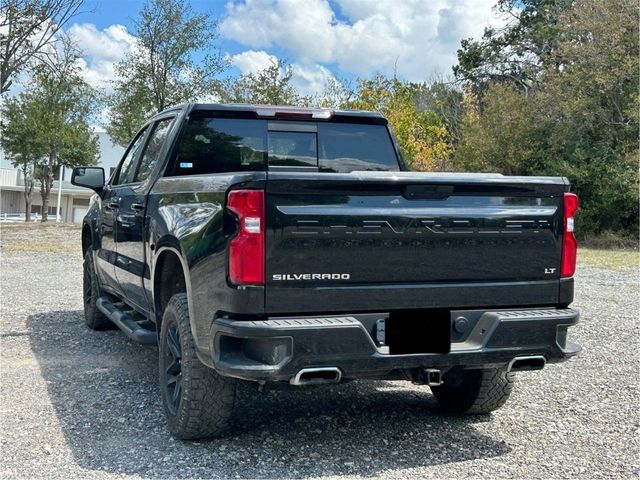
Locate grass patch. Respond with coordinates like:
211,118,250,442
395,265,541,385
579,248,639,272
579,232,638,250
0,222,81,253
1,242,78,253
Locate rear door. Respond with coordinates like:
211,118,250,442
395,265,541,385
115,116,176,311
96,127,148,294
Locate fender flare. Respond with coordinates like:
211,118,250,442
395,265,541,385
151,243,197,338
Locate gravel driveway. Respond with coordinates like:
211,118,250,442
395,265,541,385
1,227,638,479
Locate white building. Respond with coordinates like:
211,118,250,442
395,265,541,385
0,131,124,223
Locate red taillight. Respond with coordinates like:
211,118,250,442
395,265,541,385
561,192,579,277
227,189,265,285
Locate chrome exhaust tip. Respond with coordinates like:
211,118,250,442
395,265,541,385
507,355,546,372
290,367,342,386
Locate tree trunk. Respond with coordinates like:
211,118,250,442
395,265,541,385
40,180,49,222
21,164,33,222
40,167,54,223
23,184,33,222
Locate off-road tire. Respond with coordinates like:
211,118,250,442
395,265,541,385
431,367,515,415
83,248,114,330
159,293,236,440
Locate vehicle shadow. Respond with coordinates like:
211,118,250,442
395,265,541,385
27,310,511,478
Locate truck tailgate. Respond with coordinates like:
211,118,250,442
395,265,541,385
264,171,569,314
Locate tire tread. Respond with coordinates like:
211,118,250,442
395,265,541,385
83,249,114,331
431,367,515,415
160,293,236,439
467,368,515,414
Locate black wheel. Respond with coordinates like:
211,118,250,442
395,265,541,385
431,367,515,415
159,293,236,439
83,248,114,330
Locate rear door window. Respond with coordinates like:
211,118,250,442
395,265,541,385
168,116,266,176
134,117,175,182
318,123,399,173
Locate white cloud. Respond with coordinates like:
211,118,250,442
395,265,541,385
221,0,337,63
230,49,336,97
220,0,508,81
290,62,334,96
230,50,278,74
67,23,136,91
68,23,135,62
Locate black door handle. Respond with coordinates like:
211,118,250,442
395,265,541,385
108,200,120,209
131,202,145,213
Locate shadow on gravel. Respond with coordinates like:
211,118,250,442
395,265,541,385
28,310,511,478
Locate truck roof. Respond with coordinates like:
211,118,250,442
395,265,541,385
153,103,388,124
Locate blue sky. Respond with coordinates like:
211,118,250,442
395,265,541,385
72,0,254,74
61,0,508,98
2,1,508,165
73,0,361,77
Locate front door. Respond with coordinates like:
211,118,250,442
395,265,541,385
115,117,175,312
95,185,121,294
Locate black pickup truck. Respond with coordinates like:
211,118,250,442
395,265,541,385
72,103,581,439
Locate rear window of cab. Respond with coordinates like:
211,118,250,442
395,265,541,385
166,114,400,176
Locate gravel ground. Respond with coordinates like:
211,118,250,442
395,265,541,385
0,228,639,479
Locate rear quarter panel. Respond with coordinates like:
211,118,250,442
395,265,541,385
147,172,266,356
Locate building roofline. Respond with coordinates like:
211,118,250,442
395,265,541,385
0,184,94,196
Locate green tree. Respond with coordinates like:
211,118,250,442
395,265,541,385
538,0,639,234
0,0,83,94
105,74,149,147
1,36,99,222
0,96,43,220
454,0,573,98
106,0,224,146
454,0,639,236
411,79,464,145
217,59,307,106
313,76,354,109
347,75,452,171
454,84,542,175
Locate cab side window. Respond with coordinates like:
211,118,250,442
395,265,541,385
112,128,147,185
134,118,175,182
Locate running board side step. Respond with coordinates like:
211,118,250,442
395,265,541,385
96,297,157,345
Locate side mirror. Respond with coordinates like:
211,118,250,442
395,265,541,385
71,167,105,192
